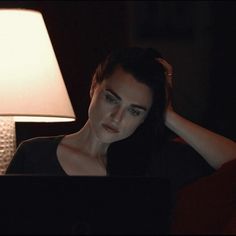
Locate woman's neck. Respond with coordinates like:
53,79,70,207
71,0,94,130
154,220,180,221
63,120,110,160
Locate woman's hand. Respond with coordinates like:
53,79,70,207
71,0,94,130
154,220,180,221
156,58,173,115
156,58,174,112
156,58,173,87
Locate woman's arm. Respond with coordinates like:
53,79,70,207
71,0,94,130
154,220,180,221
157,58,236,169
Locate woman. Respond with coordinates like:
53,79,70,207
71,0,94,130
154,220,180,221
6,47,236,184
6,47,166,176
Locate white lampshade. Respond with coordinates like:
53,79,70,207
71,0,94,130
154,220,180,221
0,9,76,174
0,8,76,122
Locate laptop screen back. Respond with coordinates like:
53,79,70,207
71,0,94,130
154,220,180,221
0,176,171,235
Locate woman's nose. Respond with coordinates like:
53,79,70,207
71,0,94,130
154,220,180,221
110,106,125,123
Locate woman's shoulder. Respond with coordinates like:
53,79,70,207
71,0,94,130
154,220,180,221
15,135,65,157
20,135,65,148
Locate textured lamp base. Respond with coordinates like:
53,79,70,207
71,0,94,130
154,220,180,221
0,117,16,175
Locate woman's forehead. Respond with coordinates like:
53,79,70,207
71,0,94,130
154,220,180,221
101,67,153,108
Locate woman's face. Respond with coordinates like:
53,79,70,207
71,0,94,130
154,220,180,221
88,66,153,144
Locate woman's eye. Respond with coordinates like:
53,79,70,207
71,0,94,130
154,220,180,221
128,108,141,117
105,94,118,104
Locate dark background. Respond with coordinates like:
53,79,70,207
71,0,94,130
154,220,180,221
0,1,235,145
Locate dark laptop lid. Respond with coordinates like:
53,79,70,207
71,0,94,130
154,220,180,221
0,176,171,235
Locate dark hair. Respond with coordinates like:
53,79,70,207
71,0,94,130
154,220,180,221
92,47,167,176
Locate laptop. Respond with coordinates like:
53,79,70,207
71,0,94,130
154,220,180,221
0,176,171,235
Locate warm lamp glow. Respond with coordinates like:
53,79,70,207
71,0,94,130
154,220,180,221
0,9,76,174
0,9,75,121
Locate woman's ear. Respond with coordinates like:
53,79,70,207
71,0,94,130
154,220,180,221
89,78,97,98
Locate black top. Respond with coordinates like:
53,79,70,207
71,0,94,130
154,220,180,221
6,135,214,191
6,135,67,175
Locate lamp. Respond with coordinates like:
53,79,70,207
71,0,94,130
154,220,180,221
0,9,76,174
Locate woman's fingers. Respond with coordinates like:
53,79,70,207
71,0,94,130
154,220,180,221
157,58,173,74
155,57,174,110
155,58,173,87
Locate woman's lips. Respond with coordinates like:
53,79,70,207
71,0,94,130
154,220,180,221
102,124,119,133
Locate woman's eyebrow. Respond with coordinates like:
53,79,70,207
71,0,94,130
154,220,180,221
105,89,147,111
130,104,147,111
105,89,121,100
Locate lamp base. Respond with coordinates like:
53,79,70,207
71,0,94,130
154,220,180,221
0,117,16,175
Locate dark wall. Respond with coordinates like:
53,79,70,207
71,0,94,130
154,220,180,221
1,1,235,145
206,1,236,140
